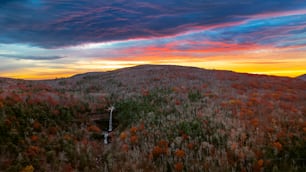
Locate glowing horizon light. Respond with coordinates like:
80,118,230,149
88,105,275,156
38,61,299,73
0,1,306,79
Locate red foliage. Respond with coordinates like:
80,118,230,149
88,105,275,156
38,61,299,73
142,89,149,96
138,122,145,131
62,163,74,172
231,83,247,92
26,146,40,157
121,144,129,152
152,146,163,158
130,135,138,144
48,126,58,135
174,162,184,171
187,142,195,150
182,134,189,140
0,100,3,108
4,118,12,127
30,135,39,142
32,121,41,130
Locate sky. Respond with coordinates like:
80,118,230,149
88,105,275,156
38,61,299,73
0,0,306,79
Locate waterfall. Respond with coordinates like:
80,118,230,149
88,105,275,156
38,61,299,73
108,106,115,132
104,132,109,144
104,105,115,144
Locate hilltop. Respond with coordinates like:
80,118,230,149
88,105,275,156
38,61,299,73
0,65,305,171
40,64,304,95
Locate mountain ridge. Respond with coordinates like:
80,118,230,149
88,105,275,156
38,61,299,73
0,65,302,82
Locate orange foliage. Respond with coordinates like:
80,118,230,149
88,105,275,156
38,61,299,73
63,134,72,141
257,159,264,167
130,126,138,135
250,118,259,127
87,125,101,133
228,99,243,107
271,93,280,100
273,142,282,151
240,108,254,117
152,146,163,158
231,143,238,150
175,149,185,158
157,140,169,154
247,97,260,106
172,86,180,93
120,132,127,141
158,139,168,148
151,140,169,158
20,165,34,172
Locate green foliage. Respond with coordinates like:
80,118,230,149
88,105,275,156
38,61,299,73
0,122,10,144
176,120,204,138
188,90,202,102
116,98,152,130
115,88,170,130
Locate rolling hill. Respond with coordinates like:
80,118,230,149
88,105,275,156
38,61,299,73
0,65,305,171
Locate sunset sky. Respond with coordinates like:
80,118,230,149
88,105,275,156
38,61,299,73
1,0,306,79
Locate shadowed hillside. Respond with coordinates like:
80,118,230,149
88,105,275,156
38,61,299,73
0,65,305,171
297,74,306,81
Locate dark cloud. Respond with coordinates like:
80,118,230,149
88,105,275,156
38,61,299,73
0,54,64,60
0,0,306,48
169,13,305,49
